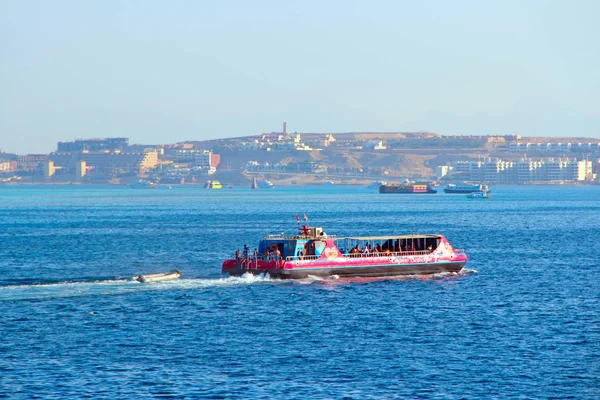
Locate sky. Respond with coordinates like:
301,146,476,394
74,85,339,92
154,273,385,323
1,0,599,154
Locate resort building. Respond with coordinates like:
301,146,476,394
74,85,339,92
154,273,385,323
57,138,129,152
445,158,592,183
509,141,600,153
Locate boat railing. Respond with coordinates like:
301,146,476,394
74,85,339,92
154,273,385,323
285,255,320,261
284,250,432,261
346,250,431,258
239,258,285,269
263,234,338,240
263,234,290,240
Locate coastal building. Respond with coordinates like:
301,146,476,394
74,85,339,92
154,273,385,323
435,165,452,179
365,141,387,150
516,159,544,183
42,160,56,179
75,161,87,181
0,161,17,172
320,134,336,147
48,150,159,177
57,138,129,152
18,154,48,171
193,150,220,175
509,141,600,153
445,157,592,183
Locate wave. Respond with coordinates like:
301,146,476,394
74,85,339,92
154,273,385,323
0,273,276,301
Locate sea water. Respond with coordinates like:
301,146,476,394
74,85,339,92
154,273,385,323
0,185,598,399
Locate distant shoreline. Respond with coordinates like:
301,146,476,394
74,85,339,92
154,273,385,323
1,181,598,187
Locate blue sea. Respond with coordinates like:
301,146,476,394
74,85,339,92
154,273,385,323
1,184,599,399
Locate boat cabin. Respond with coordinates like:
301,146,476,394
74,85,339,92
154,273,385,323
255,226,446,261
258,226,336,260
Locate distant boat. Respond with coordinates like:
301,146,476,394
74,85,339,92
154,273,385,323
257,179,274,189
322,181,335,185
467,190,492,199
134,270,182,283
379,182,437,194
130,179,156,189
204,180,222,189
444,183,489,193
227,184,234,189
367,181,387,189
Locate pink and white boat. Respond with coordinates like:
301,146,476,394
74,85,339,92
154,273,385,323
222,225,468,279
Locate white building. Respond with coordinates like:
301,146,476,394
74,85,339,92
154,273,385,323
435,165,452,179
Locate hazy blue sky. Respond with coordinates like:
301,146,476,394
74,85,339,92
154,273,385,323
1,0,599,154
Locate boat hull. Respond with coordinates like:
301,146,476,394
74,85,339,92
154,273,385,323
223,257,466,279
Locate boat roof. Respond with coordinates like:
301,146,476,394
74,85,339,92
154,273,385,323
339,234,442,241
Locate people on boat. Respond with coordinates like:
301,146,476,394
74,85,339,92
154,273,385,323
235,249,241,260
243,245,249,259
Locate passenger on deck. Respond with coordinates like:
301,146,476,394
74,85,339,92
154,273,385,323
264,250,270,262
363,244,371,255
375,244,382,254
243,245,249,259
235,249,241,260
351,245,360,255
274,248,282,261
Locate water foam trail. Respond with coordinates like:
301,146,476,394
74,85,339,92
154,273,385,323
316,269,479,285
0,273,277,301
0,270,478,301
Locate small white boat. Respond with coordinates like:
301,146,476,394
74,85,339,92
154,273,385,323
130,179,156,189
134,270,182,283
467,190,492,199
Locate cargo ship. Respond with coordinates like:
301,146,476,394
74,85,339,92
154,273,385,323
379,182,437,194
444,183,489,193
222,223,467,279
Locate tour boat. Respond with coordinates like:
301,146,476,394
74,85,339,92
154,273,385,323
222,224,468,279
134,270,182,283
